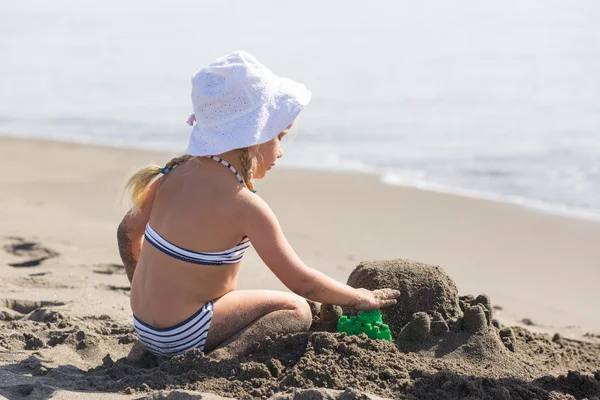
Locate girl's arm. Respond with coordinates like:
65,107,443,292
242,195,399,310
117,179,159,282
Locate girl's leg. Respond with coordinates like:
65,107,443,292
204,290,312,359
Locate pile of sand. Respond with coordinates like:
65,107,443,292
345,260,462,334
2,260,600,399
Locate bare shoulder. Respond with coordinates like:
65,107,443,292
235,189,278,230
234,189,289,253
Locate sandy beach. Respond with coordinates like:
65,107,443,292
1,137,599,399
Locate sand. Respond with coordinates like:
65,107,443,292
1,137,600,399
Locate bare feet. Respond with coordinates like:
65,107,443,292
126,341,150,361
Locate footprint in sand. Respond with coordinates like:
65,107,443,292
0,298,66,322
0,298,65,314
97,285,131,296
92,263,125,275
1,383,54,399
3,237,59,267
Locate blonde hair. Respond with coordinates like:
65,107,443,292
237,147,258,193
124,147,262,210
125,154,193,210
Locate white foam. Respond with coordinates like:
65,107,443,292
381,171,600,222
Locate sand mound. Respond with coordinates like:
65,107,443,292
346,259,462,335
132,387,387,400
78,326,600,399
84,333,414,398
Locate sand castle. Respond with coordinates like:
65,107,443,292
319,259,520,354
345,260,462,333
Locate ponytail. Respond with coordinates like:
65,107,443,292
124,154,193,210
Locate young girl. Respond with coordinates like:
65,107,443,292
117,51,400,359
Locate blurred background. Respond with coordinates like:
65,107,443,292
2,0,599,219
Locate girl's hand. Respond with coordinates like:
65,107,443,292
353,288,401,310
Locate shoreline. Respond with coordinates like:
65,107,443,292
1,136,599,336
2,132,599,224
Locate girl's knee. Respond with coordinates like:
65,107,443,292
288,297,312,330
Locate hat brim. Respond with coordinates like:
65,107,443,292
186,78,311,156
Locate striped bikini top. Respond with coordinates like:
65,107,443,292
143,155,251,265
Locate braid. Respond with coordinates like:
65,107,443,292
237,147,256,192
165,154,193,170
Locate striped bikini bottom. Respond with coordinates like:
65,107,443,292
133,301,214,356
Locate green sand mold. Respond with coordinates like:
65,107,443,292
336,309,392,342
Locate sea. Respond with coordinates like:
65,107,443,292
2,0,599,220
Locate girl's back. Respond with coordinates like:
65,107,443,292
131,157,251,328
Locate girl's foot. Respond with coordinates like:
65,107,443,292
126,340,150,361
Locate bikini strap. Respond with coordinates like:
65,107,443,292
206,155,246,187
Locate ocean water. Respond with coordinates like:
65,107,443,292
2,1,599,220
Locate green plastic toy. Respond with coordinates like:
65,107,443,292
336,309,392,342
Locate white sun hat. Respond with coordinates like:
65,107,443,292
185,51,312,156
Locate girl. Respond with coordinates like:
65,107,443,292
117,51,400,359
